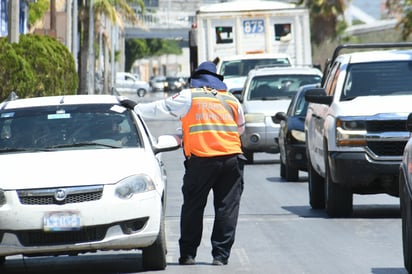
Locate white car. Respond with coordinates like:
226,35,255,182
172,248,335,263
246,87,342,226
236,66,322,163
0,94,181,270
216,53,292,92
115,72,150,97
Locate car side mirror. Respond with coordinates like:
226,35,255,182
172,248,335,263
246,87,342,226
305,88,333,106
273,112,286,124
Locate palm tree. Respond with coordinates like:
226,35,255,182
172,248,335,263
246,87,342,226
77,0,145,94
297,0,347,45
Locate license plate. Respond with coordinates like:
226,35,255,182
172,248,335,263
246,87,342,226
43,211,81,231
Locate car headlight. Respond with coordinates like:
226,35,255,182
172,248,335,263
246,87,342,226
291,129,305,142
245,113,265,123
336,119,367,146
115,174,155,199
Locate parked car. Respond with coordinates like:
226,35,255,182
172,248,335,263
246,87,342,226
164,76,184,92
274,84,319,181
236,66,322,163
150,76,167,92
400,113,412,274
115,72,150,97
0,94,181,270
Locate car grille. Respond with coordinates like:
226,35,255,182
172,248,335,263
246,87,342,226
365,119,408,157
366,120,407,132
367,141,408,156
15,217,149,246
18,185,103,205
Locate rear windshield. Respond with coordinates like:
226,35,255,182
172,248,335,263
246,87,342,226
341,61,412,100
0,104,142,152
247,74,322,100
220,58,291,78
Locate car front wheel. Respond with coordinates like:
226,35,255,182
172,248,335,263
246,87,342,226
137,88,146,97
308,159,325,209
325,157,352,217
142,210,167,270
400,171,412,273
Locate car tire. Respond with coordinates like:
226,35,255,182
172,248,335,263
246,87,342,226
137,89,146,97
325,157,352,217
280,160,286,178
400,171,412,273
142,210,167,270
308,159,325,209
0,256,5,265
284,155,299,182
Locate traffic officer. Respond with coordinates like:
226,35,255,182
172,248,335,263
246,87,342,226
121,61,245,266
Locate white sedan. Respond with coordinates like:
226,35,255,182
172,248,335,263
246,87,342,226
0,94,180,270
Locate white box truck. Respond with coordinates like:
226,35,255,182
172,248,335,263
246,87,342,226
189,0,313,91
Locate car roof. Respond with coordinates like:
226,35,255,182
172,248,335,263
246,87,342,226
338,49,412,64
247,66,323,77
218,53,292,62
0,95,121,110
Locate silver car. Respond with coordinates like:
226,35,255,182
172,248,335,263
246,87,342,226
236,66,322,163
115,72,150,97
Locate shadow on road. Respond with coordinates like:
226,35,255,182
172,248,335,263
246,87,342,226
283,204,400,219
0,253,146,274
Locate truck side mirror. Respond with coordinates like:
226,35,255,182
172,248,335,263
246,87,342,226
305,88,333,106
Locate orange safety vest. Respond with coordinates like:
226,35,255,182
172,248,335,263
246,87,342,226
181,88,242,157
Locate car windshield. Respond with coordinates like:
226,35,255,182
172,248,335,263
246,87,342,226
221,58,291,78
341,61,412,101
248,74,322,100
0,104,142,152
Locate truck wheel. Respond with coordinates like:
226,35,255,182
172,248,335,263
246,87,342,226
142,210,167,270
308,160,325,209
137,88,146,97
325,160,352,217
400,172,412,273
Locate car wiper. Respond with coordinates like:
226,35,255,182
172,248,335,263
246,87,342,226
48,141,122,149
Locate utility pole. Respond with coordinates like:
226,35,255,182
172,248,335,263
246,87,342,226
8,0,19,43
88,0,95,94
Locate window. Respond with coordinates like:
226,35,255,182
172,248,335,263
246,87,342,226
274,23,292,42
341,61,412,100
215,26,233,44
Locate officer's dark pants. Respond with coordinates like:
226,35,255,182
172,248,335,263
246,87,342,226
179,154,244,262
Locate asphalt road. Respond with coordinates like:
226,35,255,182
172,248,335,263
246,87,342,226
1,92,407,274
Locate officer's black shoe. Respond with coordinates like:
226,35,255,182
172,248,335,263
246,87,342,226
212,257,228,266
179,255,195,265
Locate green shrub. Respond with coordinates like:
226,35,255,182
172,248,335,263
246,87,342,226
0,34,78,101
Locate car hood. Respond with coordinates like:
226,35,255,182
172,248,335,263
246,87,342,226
0,148,161,190
334,95,412,116
243,99,291,115
224,77,247,91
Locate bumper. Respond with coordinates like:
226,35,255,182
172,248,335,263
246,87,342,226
328,151,400,195
0,187,162,257
286,143,307,171
241,122,280,153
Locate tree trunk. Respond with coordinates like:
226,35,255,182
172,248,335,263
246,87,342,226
78,1,90,95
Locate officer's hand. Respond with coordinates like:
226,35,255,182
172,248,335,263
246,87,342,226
120,99,137,109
